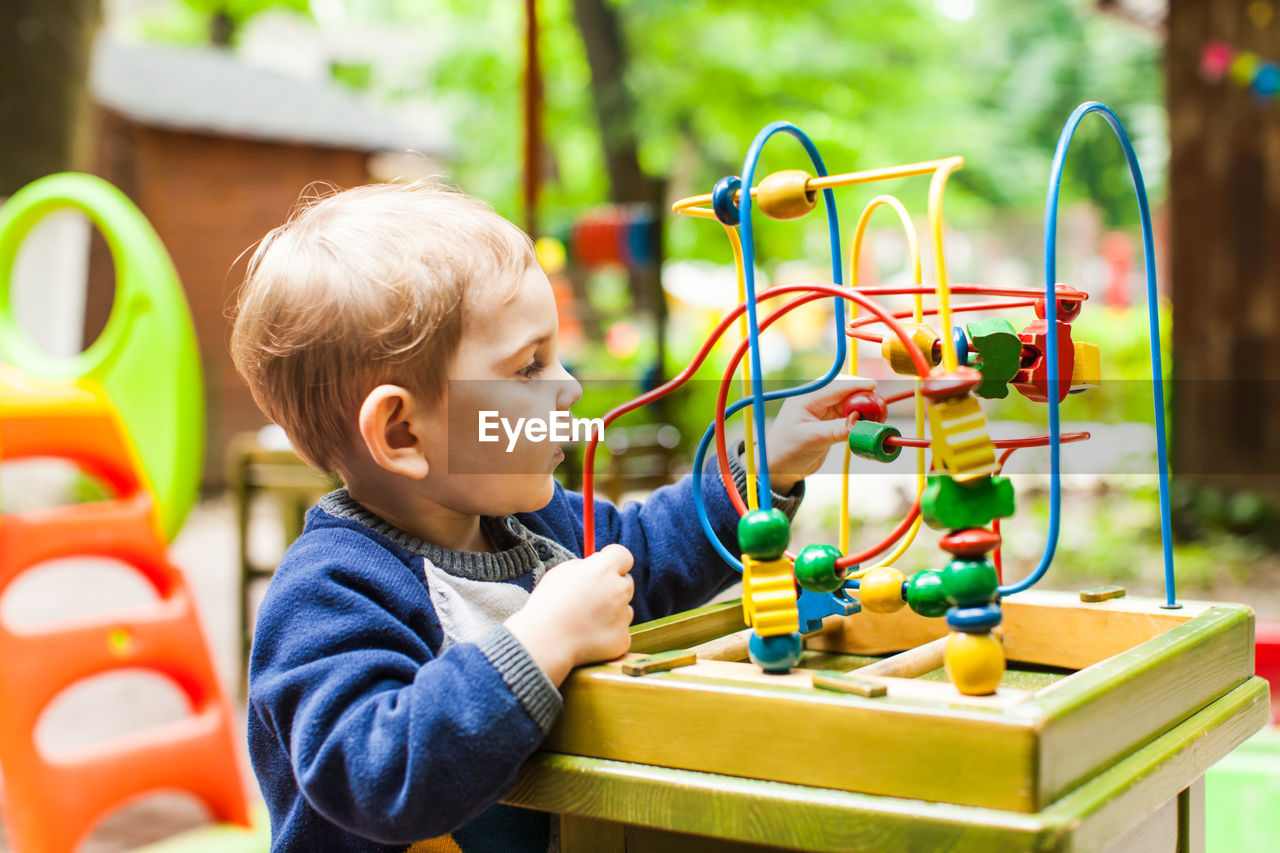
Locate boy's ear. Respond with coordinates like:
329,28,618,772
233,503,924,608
358,385,431,479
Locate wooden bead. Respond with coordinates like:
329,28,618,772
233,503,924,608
965,317,1021,400
945,603,1003,633
738,508,790,560
712,175,742,226
756,169,816,220
953,325,970,366
847,421,902,463
794,543,847,593
926,393,997,483
1033,283,1083,323
841,391,887,424
906,570,949,618
1070,340,1100,393
921,472,1016,531
920,367,983,401
940,558,998,607
1013,319,1075,403
748,630,803,673
859,567,906,614
938,527,1001,558
881,322,941,376
944,630,1006,695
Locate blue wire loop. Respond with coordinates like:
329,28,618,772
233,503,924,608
995,101,1178,608
692,122,846,570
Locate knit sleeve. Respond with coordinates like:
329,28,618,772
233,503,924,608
248,527,560,844
548,449,805,625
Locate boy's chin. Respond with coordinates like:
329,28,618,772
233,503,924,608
484,474,557,515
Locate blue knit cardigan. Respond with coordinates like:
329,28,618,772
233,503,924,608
248,459,800,852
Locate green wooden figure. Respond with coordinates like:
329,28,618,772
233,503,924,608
965,317,1021,399
921,472,1016,531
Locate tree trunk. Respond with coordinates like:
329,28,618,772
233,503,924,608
0,0,102,196
1167,0,1280,494
570,0,668,384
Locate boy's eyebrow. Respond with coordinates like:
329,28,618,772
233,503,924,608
502,333,551,362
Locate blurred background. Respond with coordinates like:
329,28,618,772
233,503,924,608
2,0,1280,848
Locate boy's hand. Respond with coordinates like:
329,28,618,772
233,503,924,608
504,544,634,686
761,376,877,494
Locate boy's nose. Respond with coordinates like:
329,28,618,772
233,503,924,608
555,363,583,409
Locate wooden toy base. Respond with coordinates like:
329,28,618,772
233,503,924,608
505,590,1269,852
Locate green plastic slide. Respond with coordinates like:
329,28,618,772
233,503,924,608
0,173,203,540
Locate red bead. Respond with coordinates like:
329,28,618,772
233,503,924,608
1033,284,1083,323
920,367,982,401
1013,319,1074,403
939,527,1001,558
841,391,887,425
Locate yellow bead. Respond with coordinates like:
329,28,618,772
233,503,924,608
881,322,941,376
756,169,816,220
859,567,906,614
944,631,1006,695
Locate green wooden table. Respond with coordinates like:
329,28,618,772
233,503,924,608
506,592,1270,852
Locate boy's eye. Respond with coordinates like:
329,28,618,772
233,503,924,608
517,359,546,379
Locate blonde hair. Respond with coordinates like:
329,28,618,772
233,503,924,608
229,181,535,474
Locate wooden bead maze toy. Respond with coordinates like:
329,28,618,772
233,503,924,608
523,103,1270,851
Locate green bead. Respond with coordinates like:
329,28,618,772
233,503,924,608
847,421,902,462
794,543,846,593
941,558,998,607
906,570,949,617
965,317,1021,400
738,508,790,560
921,472,1015,531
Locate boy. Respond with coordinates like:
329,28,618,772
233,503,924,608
231,181,866,852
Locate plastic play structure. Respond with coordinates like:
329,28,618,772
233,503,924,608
0,174,251,852
576,101,1173,695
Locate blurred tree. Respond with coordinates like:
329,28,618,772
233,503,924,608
569,0,668,383
130,0,1162,242
426,0,1161,261
1168,0,1280,497
0,0,102,196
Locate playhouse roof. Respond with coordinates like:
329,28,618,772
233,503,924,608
90,36,449,156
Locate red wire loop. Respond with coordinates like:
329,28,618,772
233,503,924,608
579,280,1092,561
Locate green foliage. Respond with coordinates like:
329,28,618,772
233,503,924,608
179,0,310,20
133,0,1163,256
1172,482,1280,549
1007,482,1270,593
418,0,1161,259
133,0,1162,239
945,0,1164,227
137,0,312,44
330,60,374,91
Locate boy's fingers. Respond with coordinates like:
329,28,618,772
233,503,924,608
798,417,852,445
802,376,877,409
598,543,635,574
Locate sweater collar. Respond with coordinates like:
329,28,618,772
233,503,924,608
316,489,573,582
